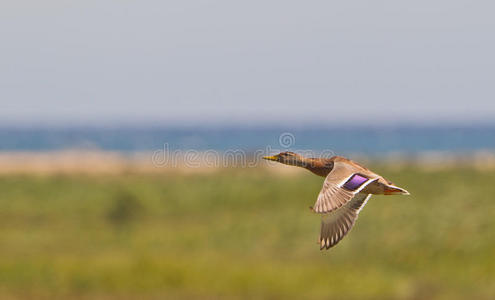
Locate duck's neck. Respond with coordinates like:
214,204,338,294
290,157,334,177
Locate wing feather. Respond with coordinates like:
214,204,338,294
313,162,378,214
319,193,372,250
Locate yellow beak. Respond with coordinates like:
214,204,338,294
263,155,279,161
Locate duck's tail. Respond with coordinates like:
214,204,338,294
384,185,410,195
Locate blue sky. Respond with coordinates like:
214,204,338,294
1,1,494,126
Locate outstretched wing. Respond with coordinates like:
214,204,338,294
319,193,371,250
313,161,378,214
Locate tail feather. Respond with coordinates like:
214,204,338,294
384,185,410,195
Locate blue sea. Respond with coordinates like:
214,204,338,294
0,126,494,156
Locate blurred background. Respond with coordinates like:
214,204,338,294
1,1,494,299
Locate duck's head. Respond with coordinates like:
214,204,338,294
263,151,305,166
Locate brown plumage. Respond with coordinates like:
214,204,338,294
263,152,409,250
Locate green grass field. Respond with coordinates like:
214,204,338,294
0,166,494,299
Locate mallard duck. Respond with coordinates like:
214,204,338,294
263,152,409,250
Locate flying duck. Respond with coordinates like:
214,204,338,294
263,152,409,250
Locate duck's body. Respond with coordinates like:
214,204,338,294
263,152,409,250
305,156,405,195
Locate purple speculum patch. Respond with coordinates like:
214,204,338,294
343,174,368,191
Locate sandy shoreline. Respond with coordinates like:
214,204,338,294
1,150,495,175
